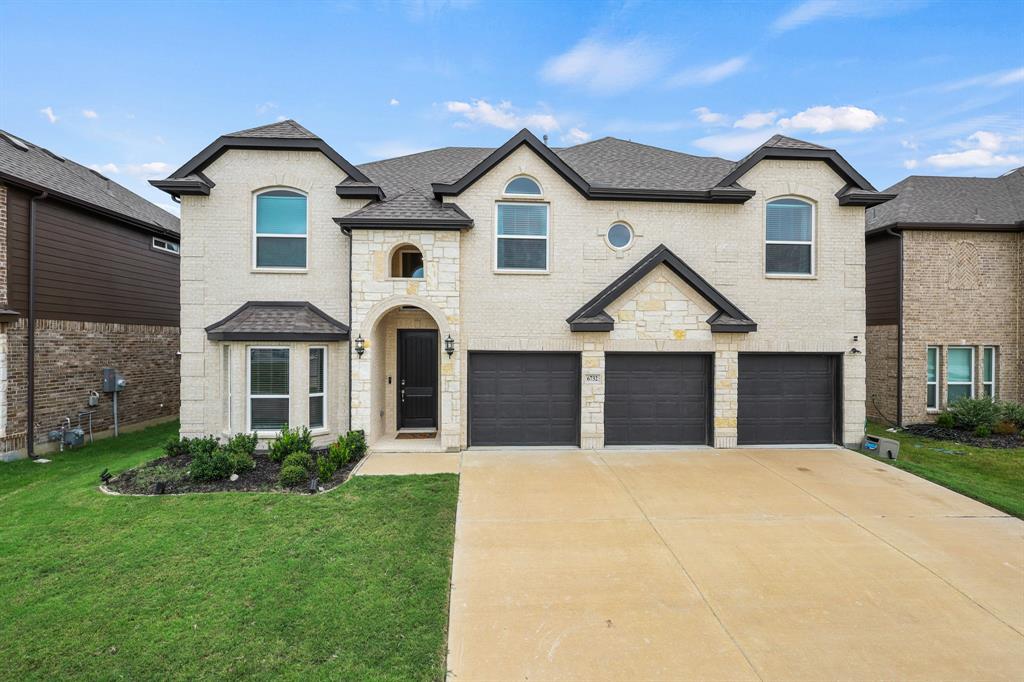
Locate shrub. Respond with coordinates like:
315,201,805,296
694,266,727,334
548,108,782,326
993,420,1019,436
163,437,192,458
317,454,337,482
190,447,235,482
278,464,307,488
999,401,1024,429
946,397,1000,430
134,463,187,488
935,412,956,428
189,435,221,458
268,426,313,463
226,432,258,456
328,440,351,470
974,424,992,438
227,449,255,474
282,451,313,472
345,430,368,459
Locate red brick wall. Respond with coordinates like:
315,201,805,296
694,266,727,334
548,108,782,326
1,319,179,452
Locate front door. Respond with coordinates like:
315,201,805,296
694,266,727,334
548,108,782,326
398,330,438,429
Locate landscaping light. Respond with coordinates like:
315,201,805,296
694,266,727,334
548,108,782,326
355,335,365,357
444,334,455,358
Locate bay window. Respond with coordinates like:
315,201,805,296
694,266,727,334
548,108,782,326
249,347,290,432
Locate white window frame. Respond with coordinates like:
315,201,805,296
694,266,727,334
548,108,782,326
308,346,327,433
764,196,815,278
252,188,308,272
222,345,232,433
503,175,543,197
494,202,550,274
605,222,635,251
247,346,290,436
946,346,975,402
152,237,180,255
926,346,939,411
982,346,996,398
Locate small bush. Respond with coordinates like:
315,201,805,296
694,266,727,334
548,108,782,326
134,463,187,488
190,447,235,482
317,455,337,482
226,432,258,456
935,412,956,428
268,426,313,463
993,420,1019,436
345,430,368,459
946,397,1000,430
999,401,1024,428
163,437,192,458
328,440,351,470
278,464,308,488
282,451,313,472
974,424,992,438
189,435,221,458
227,449,255,474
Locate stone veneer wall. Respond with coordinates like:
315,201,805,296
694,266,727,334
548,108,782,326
0,319,179,453
866,324,899,424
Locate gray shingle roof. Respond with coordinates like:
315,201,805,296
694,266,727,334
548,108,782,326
338,191,472,227
225,120,318,139
205,301,349,341
0,130,180,235
866,168,1024,230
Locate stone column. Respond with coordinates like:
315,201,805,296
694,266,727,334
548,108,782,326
580,344,605,449
713,339,738,448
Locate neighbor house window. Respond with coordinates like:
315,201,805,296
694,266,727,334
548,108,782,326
222,345,232,432
249,347,290,432
391,246,424,278
946,346,974,403
309,347,326,430
926,346,938,410
982,346,996,398
254,189,307,269
496,203,548,271
504,176,542,196
765,198,814,275
152,237,180,255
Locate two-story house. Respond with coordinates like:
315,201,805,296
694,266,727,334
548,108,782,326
153,120,891,452
865,169,1023,425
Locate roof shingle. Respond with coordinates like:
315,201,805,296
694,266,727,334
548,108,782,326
205,301,349,341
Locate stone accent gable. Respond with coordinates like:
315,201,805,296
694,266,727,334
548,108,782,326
605,264,716,342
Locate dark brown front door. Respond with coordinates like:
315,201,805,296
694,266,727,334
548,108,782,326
398,330,438,429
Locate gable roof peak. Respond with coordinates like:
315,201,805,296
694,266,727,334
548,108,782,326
225,119,319,139
761,134,832,151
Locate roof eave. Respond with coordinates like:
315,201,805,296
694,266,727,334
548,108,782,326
586,186,755,203
866,221,1024,237
836,187,897,207
207,331,349,342
149,178,212,197
335,184,385,201
333,217,473,231
718,146,878,193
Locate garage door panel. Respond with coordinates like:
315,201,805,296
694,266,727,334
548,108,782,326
469,353,580,446
738,354,838,445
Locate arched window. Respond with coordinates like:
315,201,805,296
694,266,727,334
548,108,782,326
254,188,307,269
765,197,813,275
504,176,542,196
391,245,424,278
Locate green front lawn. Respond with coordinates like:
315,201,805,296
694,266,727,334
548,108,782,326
0,422,458,680
866,421,1024,518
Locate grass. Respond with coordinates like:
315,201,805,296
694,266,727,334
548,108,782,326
866,420,1024,518
0,421,458,681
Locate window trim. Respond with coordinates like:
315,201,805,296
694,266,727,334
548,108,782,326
764,196,816,278
389,244,425,279
494,201,550,274
605,221,635,251
252,187,309,272
982,346,996,399
247,346,290,436
946,346,975,403
222,345,232,433
503,175,543,197
152,237,180,255
308,346,327,433
926,346,939,411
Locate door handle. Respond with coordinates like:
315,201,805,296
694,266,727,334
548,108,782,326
401,388,405,403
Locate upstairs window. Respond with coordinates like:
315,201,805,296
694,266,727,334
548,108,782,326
255,189,307,269
496,203,548,271
504,176,542,196
152,237,180,255
391,246,424,278
765,198,814,276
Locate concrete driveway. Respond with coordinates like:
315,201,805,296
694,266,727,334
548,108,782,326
446,448,1024,681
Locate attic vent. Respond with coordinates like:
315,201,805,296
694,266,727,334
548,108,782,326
0,132,29,152
41,148,65,162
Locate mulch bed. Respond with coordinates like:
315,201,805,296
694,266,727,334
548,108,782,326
903,423,1024,449
106,448,366,495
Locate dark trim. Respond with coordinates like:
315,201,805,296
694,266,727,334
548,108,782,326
333,203,474,231
585,186,754,203
335,184,385,201
1,171,179,239
205,301,350,341
149,178,211,197
866,222,1023,237
718,147,878,192
836,185,897,207
0,308,20,322
566,244,756,333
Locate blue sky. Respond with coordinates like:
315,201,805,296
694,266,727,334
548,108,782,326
2,0,1022,215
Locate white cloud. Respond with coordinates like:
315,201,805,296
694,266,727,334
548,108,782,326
693,107,726,125
94,161,171,178
778,105,885,133
443,99,559,132
82,109,98,119
562,127,592,145
772,0,924,33
693,130,781,156
900,139,919,150
40,106,58,123
275,115,287,122
903,159,919,169
936,66,1024,92
257,101,278,114
89,163,120,174
388,98,400,106
991,67,1024,86
668,56,747,87
925,131,1024,168
541,38,666,95
733,111,778,129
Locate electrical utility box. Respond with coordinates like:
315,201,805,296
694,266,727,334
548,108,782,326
863,435,900,460
102,368,126,393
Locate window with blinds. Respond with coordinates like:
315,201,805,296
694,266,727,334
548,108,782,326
309,348,325,429
765,198,813,275
255,189,307,269
496,203,548,271
249,347,290,431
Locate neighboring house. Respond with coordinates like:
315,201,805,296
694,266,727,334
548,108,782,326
0,130,181,458
153,120,892,452
865,169,1023,425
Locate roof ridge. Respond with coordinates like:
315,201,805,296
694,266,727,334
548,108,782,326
225,119,319,139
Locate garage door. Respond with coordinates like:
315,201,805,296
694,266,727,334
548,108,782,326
469,353,580,446
738,354,839,445
605,354,711,445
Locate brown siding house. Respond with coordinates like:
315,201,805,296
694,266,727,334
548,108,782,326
865,168,1023,425
0,130,180,458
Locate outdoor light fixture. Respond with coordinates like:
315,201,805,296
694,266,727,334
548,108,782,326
444,334,455,357
355,335,365,357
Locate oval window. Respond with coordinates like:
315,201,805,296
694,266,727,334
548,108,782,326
504,176,542,195
607,223,633,249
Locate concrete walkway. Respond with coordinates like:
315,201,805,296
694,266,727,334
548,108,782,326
446,448,1024,681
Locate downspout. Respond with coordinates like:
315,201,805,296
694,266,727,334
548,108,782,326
886,227,903,426
27,191,48,458
345,227,352,433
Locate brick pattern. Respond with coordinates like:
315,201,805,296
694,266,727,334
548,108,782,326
866,324,899,424
0,319,179,453
0,183,8,307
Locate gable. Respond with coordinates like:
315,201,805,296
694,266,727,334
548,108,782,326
604,264,718,341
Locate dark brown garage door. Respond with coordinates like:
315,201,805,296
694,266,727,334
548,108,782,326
468,353,580,446
605,353,711,445
738,354,839,445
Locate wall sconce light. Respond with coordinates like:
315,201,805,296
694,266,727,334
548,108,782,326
444,334,455,358
354,335,365,357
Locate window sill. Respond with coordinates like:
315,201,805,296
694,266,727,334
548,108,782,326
387,277,425,282
764,273,817,280
493,269,550,275
251,268,308,274
310,427,330,437
926,408,940,414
